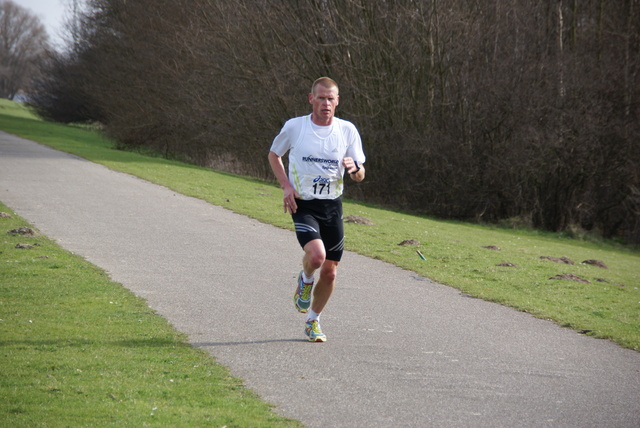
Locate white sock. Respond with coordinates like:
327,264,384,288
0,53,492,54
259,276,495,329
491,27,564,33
306,309,320,322
302,271,315,284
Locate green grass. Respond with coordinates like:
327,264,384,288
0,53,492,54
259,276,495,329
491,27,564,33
0,202,301,427
0,99,638,423
0,98,40,119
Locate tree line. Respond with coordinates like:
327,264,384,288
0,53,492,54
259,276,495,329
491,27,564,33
0,0,49,99
28,0,640,244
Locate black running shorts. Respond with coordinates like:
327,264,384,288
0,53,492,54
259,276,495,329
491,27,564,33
291,197,344,262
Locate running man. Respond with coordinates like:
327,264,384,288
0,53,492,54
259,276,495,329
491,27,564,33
268,77,366,342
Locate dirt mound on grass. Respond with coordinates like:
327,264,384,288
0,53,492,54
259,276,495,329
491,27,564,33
541,256,575,265
7,227,38,236
344,215,374,225
549,274,591,284
582,259,608,269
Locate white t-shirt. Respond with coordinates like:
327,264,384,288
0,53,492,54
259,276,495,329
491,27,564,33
270,114,366,200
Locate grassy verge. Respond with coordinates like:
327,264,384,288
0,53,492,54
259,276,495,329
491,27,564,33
1,100,638,353
0,201,301,427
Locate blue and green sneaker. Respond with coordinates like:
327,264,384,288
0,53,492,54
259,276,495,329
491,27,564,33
294,271,313,313
305,320,326,342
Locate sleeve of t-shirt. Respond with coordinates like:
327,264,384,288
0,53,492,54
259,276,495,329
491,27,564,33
269,118,296,157
344,121,366,164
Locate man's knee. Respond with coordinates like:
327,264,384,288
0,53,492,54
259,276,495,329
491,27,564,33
320,261,339,282
304,240,326,269
309,253,326,269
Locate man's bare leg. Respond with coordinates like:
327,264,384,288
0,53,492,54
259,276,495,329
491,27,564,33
302,239,338,313
311,260,338,314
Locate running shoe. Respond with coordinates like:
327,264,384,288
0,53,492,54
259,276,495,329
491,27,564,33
305,320,327,342
294,271,313,313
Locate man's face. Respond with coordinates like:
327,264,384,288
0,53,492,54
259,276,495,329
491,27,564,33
309,85,339,125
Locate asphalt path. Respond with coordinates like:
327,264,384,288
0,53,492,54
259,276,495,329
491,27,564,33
1,131,639,427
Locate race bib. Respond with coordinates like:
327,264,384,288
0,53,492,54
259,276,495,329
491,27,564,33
300,174,341,199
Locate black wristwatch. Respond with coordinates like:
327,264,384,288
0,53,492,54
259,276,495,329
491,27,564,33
350,161,361,174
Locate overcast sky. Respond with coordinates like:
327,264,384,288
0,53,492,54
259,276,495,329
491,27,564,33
15,0,69,48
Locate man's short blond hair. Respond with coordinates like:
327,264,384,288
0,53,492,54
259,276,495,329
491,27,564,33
311,77,339,95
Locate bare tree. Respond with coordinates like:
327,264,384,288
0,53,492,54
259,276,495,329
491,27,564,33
0,0,50,99
61,0,86,48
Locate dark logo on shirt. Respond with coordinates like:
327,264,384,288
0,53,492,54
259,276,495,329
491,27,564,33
302,155,339,165
302,155,339,171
